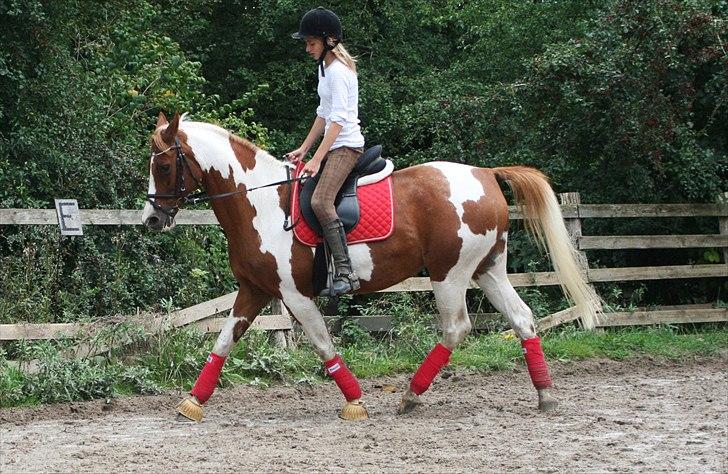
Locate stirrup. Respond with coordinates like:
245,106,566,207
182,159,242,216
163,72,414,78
319,272,360,297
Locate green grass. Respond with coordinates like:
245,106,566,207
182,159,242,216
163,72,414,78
1,323,726,408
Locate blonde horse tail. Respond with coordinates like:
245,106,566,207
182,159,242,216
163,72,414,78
492,166,602,329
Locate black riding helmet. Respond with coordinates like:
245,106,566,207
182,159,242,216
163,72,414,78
292,7,342,77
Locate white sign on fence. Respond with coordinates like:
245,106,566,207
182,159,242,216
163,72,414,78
54,199,83,236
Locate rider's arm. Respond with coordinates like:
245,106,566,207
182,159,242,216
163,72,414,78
300,116,326,153
310,122,342,164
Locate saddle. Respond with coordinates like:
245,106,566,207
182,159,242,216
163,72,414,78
290,145,394,295
298,145,387,235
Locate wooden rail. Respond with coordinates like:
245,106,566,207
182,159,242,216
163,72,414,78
2,202,726,225
1,197,726,347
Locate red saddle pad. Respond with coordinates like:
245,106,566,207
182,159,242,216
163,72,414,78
290,162,395,247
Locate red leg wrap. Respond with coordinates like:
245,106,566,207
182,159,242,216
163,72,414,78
521,337,553,389
324,354,362,402
190,352,226,404
410,343,452,395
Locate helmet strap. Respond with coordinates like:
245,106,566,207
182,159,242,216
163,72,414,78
319,38,340,77
319,50,327,77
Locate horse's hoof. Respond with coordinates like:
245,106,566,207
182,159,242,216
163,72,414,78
176,397,203,423
339,399,369,421
397,391,422,415
537,389,559,412
176,413,197,423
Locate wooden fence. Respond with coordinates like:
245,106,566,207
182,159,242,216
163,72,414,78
1,193,726,348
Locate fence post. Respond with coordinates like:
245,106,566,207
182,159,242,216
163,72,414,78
558,192,600,330
718,192,728,266
558,192,588,272
269,299,294,349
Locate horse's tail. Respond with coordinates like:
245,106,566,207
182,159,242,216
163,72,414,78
492,166,602,329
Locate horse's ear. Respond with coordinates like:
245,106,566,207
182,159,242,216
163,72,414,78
156,112,168,129
162,112,180,142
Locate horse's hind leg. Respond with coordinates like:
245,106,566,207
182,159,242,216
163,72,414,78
474,250,558,411
399,277,472,414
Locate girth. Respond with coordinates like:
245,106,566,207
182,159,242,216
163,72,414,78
299,145,386,235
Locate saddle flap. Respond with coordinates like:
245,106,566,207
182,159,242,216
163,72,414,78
299,161,360,235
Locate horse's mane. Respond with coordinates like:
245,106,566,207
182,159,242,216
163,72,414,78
152,114,272,163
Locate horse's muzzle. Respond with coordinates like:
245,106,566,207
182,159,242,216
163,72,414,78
142,200,177,232
143,212,175,232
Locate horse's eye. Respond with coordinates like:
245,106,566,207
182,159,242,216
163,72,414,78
159,164,171,174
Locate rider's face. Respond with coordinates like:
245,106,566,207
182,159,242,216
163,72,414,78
305,37,324,59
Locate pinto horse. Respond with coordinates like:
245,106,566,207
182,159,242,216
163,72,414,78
143,112,600,422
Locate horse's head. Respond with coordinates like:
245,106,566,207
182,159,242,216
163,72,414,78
142,112,203,231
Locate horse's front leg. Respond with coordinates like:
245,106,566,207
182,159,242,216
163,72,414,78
283,294,369,421
176,282,271,422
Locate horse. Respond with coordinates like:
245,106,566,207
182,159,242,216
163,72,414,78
142,112,601,422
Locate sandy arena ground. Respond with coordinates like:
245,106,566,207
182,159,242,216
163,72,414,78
1,356,726,473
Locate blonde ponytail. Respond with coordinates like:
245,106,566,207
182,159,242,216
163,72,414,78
332,43,357,74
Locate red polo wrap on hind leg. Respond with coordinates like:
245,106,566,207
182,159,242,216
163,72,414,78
521,337,553,389
410,343,452,395
190,352,226,404
324,354,362,402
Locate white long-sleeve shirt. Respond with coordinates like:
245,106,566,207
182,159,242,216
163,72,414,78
316,59,365,150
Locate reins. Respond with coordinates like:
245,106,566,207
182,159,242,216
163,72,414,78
183,170,308,205
146,137,307,230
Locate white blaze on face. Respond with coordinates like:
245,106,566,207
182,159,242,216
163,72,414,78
424,162,498,281
141,156,158,223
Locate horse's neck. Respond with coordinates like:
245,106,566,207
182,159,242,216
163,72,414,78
184,124,285,190
183,124,289,233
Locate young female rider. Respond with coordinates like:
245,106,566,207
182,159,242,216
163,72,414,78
287,7,365,297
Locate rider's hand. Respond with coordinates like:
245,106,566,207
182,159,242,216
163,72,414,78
285,146,307,163
302,157,322,177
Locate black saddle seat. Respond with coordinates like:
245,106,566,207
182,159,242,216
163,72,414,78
299,145,386,235
352,145,385,175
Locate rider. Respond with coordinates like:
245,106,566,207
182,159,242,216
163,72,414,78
287,7,364,296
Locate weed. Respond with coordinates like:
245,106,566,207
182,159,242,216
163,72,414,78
1,320,725,408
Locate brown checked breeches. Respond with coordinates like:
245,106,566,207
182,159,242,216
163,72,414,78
311,146,363,226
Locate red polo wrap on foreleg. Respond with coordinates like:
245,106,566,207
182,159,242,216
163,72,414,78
190,352,226,404
521,337,553,389
410,343,452,395
325,354,362,402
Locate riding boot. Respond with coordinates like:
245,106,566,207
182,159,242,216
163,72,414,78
321,219,361,296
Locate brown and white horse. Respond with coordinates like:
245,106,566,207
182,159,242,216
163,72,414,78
142,112,600,422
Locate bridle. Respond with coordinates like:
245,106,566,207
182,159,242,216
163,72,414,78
146,136,307,228
146,138,203,218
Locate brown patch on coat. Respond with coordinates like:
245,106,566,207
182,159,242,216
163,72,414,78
359,170,425,292
201,165,282,297
468,168,510,277
230,279,273,342
228,136,257,172
418,166,465,282
461,169,505,236
232,319,251,342
278,184,315,297
362,165,462,286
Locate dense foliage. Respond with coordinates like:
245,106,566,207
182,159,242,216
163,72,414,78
1,0,726,324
